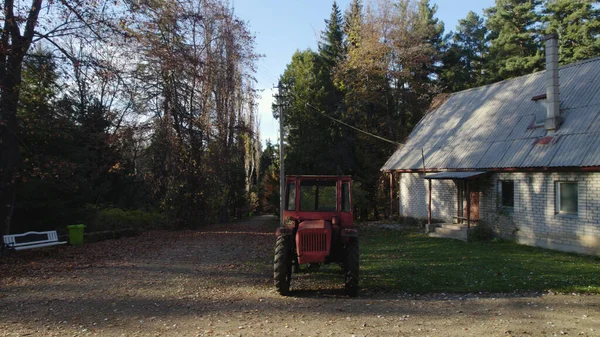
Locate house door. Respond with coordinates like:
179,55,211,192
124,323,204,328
458,181,480,222
466,190,480,221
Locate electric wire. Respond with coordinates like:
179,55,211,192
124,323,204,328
304,102,403,146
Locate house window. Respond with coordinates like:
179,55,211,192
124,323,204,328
534,100,547,127
531,94,547,127
498,180,514,207
555,182,578,215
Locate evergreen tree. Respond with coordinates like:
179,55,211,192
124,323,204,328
440,39,468,92
416,0,445,71
319,1,345,69
258,140,277,182
258,140,279,214
485,0,544,81
457,11,488,86
440,11,488,91
318,1,349,173
543,0,600,64
278,50,346,174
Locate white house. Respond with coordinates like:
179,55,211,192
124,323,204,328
381,35,600,255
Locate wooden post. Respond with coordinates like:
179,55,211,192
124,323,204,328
428,179,432,225
466,181,471,230
389,173,393,217
456,181,460,224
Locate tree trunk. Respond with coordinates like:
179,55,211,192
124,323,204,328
0,61,23,236
0,0,43,237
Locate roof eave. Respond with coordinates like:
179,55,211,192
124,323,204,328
382,166,600,173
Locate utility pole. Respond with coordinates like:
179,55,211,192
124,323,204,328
277,81,285,225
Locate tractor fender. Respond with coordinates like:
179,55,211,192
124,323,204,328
340,228,359,237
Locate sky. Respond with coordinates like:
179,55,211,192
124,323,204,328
232,0,496,146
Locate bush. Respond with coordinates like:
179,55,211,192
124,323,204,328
84,205,168,232
468,222,495,242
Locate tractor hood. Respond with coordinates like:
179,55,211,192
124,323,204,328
298,219,331,229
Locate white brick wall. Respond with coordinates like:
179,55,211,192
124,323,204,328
399,173,456,221
398,171,600,256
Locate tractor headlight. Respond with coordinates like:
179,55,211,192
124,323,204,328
284,217,296,227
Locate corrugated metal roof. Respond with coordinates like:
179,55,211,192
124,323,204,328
521,137,561,167
476,140,510,168
549,134,591,167
424,171,488,180
496,139,533,168
381,56,600,171
424,145,450,169
580,134,600,167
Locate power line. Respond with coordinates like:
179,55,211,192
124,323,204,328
274,82,402,145
304,102,403,146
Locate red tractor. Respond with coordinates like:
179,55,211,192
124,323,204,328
273,175,359,297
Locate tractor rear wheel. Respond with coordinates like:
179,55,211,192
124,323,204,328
274,235,292,295
344,237,359,297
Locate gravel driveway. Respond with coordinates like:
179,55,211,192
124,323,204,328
1,215,599,336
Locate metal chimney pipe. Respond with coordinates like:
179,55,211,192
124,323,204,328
545,33,561,132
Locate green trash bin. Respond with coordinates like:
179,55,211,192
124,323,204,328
67,224,85,245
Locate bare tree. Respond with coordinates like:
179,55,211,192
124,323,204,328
0,0,128,235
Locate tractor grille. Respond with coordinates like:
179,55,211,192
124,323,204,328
301,233,327,252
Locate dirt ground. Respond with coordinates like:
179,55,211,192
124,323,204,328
1,215,599,337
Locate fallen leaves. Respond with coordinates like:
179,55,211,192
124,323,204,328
1,218,599,337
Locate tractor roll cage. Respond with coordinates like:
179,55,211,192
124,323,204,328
285,176,352,213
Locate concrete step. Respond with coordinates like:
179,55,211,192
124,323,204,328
428,231,467,241
435,227,464,235
438,224,463,230
429,226,468,241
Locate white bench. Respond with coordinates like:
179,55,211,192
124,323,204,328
3,231,67,251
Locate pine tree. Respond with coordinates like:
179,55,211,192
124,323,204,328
441,11,488,91
440,40,467,92
543,0,600,64
485,0,544,81
417,1,445,52
457,11,488,86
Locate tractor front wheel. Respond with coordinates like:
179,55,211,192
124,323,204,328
274,235,293,295
344,237,359,297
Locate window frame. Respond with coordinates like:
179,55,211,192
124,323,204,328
497,180,515,208
341,182,351,212
285,181,296,211
299,180,338,212
533,100,547,127
555,181,578,215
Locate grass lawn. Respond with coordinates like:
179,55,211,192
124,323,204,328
358,227,600,294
